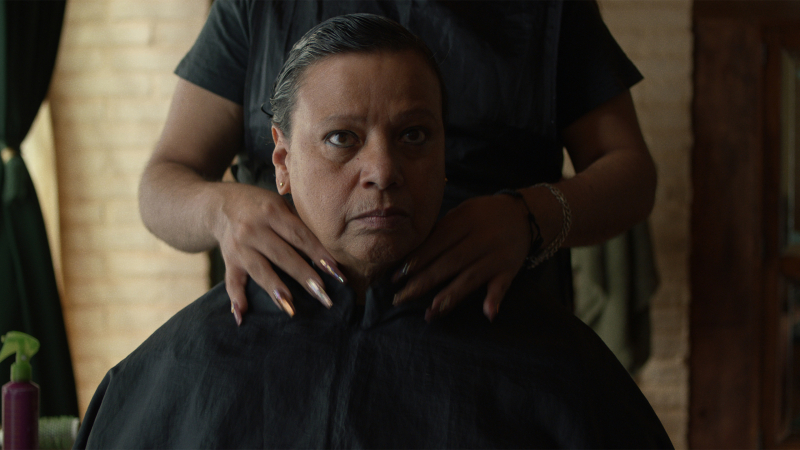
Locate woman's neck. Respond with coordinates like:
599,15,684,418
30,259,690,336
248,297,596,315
339,263,391,306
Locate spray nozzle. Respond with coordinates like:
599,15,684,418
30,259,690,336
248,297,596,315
0,331,40,382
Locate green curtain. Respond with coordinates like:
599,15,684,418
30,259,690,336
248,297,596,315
0,0,78,421
573,222,658,374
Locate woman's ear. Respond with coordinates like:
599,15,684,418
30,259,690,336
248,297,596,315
272,126,291,195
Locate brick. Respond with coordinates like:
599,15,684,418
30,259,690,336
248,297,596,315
650,307,687,335
108,48,188,72
634,78,692,106
52,74,152,98
108,98,170,122
63,226,160,252
106,199,143,225
153,73,180,98
109,148,152,175
631,59,691,84
153,20,207,46
60,22,152,48
106,304,174,335
60,174,139,201
64,1,108,22
52,48,105,74
640,383,688,410
64,306,108,337
62,253,107,280
601,2,691,34
62,276,207,306
616,34,693,60
49,100,107,122
637,357,688,386
69,334,145,362
70,358,111,390
56,122,160,148
60,200,104,225
109,0,209,21
651,332,688,360
56,148,109,178
107,250,208,277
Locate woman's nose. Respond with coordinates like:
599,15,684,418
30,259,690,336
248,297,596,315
359,138,404,190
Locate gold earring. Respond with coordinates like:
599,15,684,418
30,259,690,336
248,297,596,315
279,182,285,187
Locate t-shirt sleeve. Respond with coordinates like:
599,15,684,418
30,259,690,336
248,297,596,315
556,0,643,128
174,0,251,104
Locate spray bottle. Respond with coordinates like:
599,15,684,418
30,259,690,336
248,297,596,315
0,331,40,450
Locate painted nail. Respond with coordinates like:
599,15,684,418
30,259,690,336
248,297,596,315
231,301,242,326
391,261,412,283
273,289,295,317
438,296,451,313
393,288,410,306
307,279,332,309
319,258,346,284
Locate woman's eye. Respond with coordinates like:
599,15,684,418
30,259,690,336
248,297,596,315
326,131,357,147
401,128,427,145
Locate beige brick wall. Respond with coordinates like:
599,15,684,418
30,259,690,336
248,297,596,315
49,0,211,416
598,1,692,448
48,1,692,447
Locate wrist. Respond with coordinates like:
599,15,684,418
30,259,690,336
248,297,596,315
494,189,543,267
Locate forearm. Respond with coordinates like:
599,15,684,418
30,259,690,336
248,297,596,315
520,146,656,250
521,90,656,250
138,159,226,253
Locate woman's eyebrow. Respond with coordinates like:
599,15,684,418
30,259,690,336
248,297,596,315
320,114,367,125
394,107,439,122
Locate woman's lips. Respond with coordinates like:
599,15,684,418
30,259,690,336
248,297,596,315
352,207,410,229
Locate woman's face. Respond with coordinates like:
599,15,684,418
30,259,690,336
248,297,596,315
272,50,445,278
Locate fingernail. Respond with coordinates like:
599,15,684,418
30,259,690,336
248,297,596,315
307,279,332,308
273,289,295,317
319,258,346,284
231,301,242,326
393,288,411,306
484,303,500,322
438,296,451,313
392,261,412,283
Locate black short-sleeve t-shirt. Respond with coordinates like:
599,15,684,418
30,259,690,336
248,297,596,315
175,0,641,207
174,0,642,308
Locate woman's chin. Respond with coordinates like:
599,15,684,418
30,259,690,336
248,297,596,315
338,239,417,280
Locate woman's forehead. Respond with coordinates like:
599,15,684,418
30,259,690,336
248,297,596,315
293,50,443,123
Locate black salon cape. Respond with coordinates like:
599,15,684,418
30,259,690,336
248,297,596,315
74,265,672,449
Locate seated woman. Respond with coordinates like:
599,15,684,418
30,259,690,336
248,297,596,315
74,14,671,449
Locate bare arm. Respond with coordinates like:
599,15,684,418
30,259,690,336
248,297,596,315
394,90,656,320
139,78,244,251
139,79,346,323
521,90,656,249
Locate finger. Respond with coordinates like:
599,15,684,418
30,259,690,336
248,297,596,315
391,213,470,282
234,248,297,317
423,263,488,320
270,209,347,284
482,274,514,322
425,263,512,322
224,264,248,326
247,230,333,309
393,236,488,305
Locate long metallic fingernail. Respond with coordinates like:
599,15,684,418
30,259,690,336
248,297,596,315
231,301,242,326
392,261,412,283
438,296,451,313
319,258,346,284
393,289,410,306
273,289,295,317
307,279,332,308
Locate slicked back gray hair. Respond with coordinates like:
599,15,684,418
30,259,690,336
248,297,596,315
269,13,446,138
